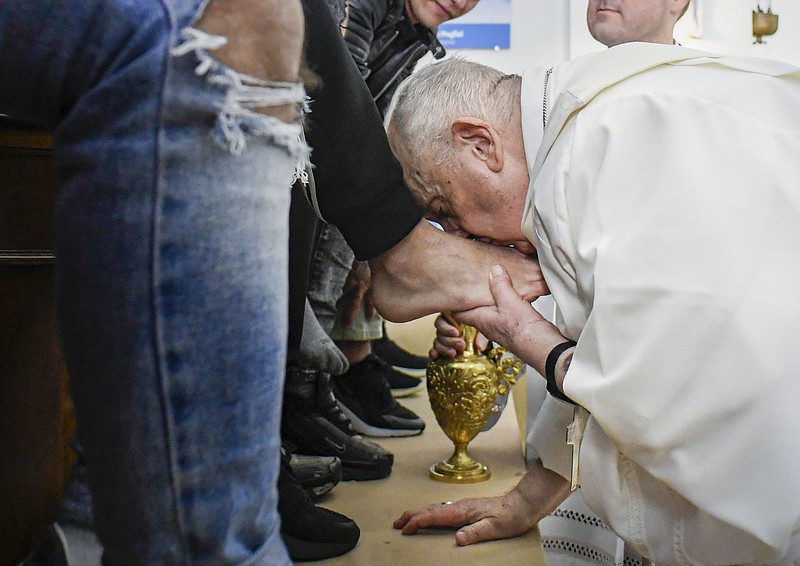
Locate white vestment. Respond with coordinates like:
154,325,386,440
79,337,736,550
520,43,800,564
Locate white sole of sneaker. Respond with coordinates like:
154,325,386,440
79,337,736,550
336,402,424,438
390,381,425,398
392,366,427,378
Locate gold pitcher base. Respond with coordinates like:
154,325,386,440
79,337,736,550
429,459,491,483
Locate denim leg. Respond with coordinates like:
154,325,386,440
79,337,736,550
2,1,305,564
308,223,384,341
306,223,355,335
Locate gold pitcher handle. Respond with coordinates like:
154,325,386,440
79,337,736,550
459,324,480,356
486,346,523,395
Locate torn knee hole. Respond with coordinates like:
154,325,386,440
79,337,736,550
171,27,310,154
256,103,299,123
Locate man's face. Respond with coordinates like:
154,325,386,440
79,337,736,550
407,0,480,29
405,159,536,255
586,0,681,46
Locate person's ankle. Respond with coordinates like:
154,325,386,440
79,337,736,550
336,340,372,364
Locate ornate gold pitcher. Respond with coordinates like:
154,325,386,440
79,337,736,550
426,324,522,483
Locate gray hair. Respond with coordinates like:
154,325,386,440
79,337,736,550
385,58,520,201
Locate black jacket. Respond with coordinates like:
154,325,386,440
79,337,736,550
339,0,445,115
302,0,423,260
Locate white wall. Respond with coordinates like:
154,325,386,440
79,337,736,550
683,0,800,64
426,0,800,72
421,1,572,74
572,0,800,64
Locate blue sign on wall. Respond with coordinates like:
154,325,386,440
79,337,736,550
437,0,511,50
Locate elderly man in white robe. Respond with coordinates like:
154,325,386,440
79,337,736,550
386,46,800,564
520,1,692,563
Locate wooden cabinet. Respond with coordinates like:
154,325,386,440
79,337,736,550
0,120,76,566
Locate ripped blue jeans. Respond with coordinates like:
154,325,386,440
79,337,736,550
0,1,305,564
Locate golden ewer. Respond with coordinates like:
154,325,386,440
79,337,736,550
426,324,522,483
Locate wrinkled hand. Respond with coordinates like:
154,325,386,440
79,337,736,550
430,313,489,360
393,490,539,546
338,260,377,325
394,461,571,547
455,264,570,389
455,265,558,356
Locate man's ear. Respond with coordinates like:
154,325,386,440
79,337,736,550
451,118,503,173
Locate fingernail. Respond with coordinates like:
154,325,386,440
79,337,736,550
490,264,504,278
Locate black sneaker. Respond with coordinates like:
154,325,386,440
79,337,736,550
332,354,425,438
372,331,430,378
282,365,394,481
289,450,342,499
384,364,424,398
278,447,360,561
